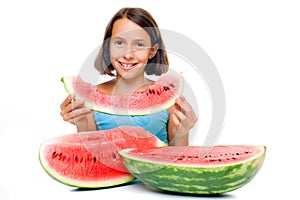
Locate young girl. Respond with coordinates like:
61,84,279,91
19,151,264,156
60,7,198,146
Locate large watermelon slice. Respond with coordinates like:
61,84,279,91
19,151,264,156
61,71,183,115
39,126,166,188
119,145,266,194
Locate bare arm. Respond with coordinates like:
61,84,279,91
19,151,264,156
168,96,198,146
60,93,97,132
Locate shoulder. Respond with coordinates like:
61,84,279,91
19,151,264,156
96,79,115,95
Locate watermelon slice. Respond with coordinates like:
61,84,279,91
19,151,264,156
61,71,183,115
39,126,166,188
119,145,266,194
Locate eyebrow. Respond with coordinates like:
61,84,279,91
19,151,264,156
111,36,148,42
111,36,124,40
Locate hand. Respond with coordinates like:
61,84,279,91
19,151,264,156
170,96,198,140
60,93,93,127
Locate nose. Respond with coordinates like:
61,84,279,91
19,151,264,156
122,49,134,60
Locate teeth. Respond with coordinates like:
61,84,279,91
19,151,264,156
121,63,134,68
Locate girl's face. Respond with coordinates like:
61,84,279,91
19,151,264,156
110,18,158,79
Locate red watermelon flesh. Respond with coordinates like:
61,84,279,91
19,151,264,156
61,70,183,115
121,145,264,166
39,126,166,188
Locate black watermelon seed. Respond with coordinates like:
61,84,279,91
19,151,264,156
51,152,58,158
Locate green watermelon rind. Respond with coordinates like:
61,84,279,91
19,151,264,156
60,72,184,116
38,142,135,189
119,146,266,194
61,76,74,94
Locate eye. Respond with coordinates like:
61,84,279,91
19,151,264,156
135,41,146,48
114,40,125,46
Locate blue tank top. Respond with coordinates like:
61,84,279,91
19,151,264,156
94,110,169,144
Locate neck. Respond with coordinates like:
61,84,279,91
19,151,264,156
113,74,148,96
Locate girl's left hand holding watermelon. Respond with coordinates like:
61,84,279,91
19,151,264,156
168,96,198,146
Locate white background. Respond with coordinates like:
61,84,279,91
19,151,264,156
0,0,299,199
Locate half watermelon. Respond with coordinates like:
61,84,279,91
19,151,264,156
61,71,183,116
39,126,166,188
119,145,266,194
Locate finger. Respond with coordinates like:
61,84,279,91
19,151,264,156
171,113,181,126
71,107,92,119
60,93,75,109
175,96,193,114
174,107,198,130
72,110,93,126
173,109,187,125
66,111,91,126
60,98,85,115
71,98,86,110
61,107,92,122
177,96,198,124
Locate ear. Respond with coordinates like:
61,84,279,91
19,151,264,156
149,43,159,59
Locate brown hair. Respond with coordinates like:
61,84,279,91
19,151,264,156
94,7,169,76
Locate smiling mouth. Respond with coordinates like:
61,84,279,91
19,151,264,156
118,61,137,70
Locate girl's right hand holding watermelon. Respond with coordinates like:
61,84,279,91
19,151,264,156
60,93,96,131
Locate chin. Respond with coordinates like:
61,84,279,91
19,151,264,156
115,66,146,80
118,69,140,79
